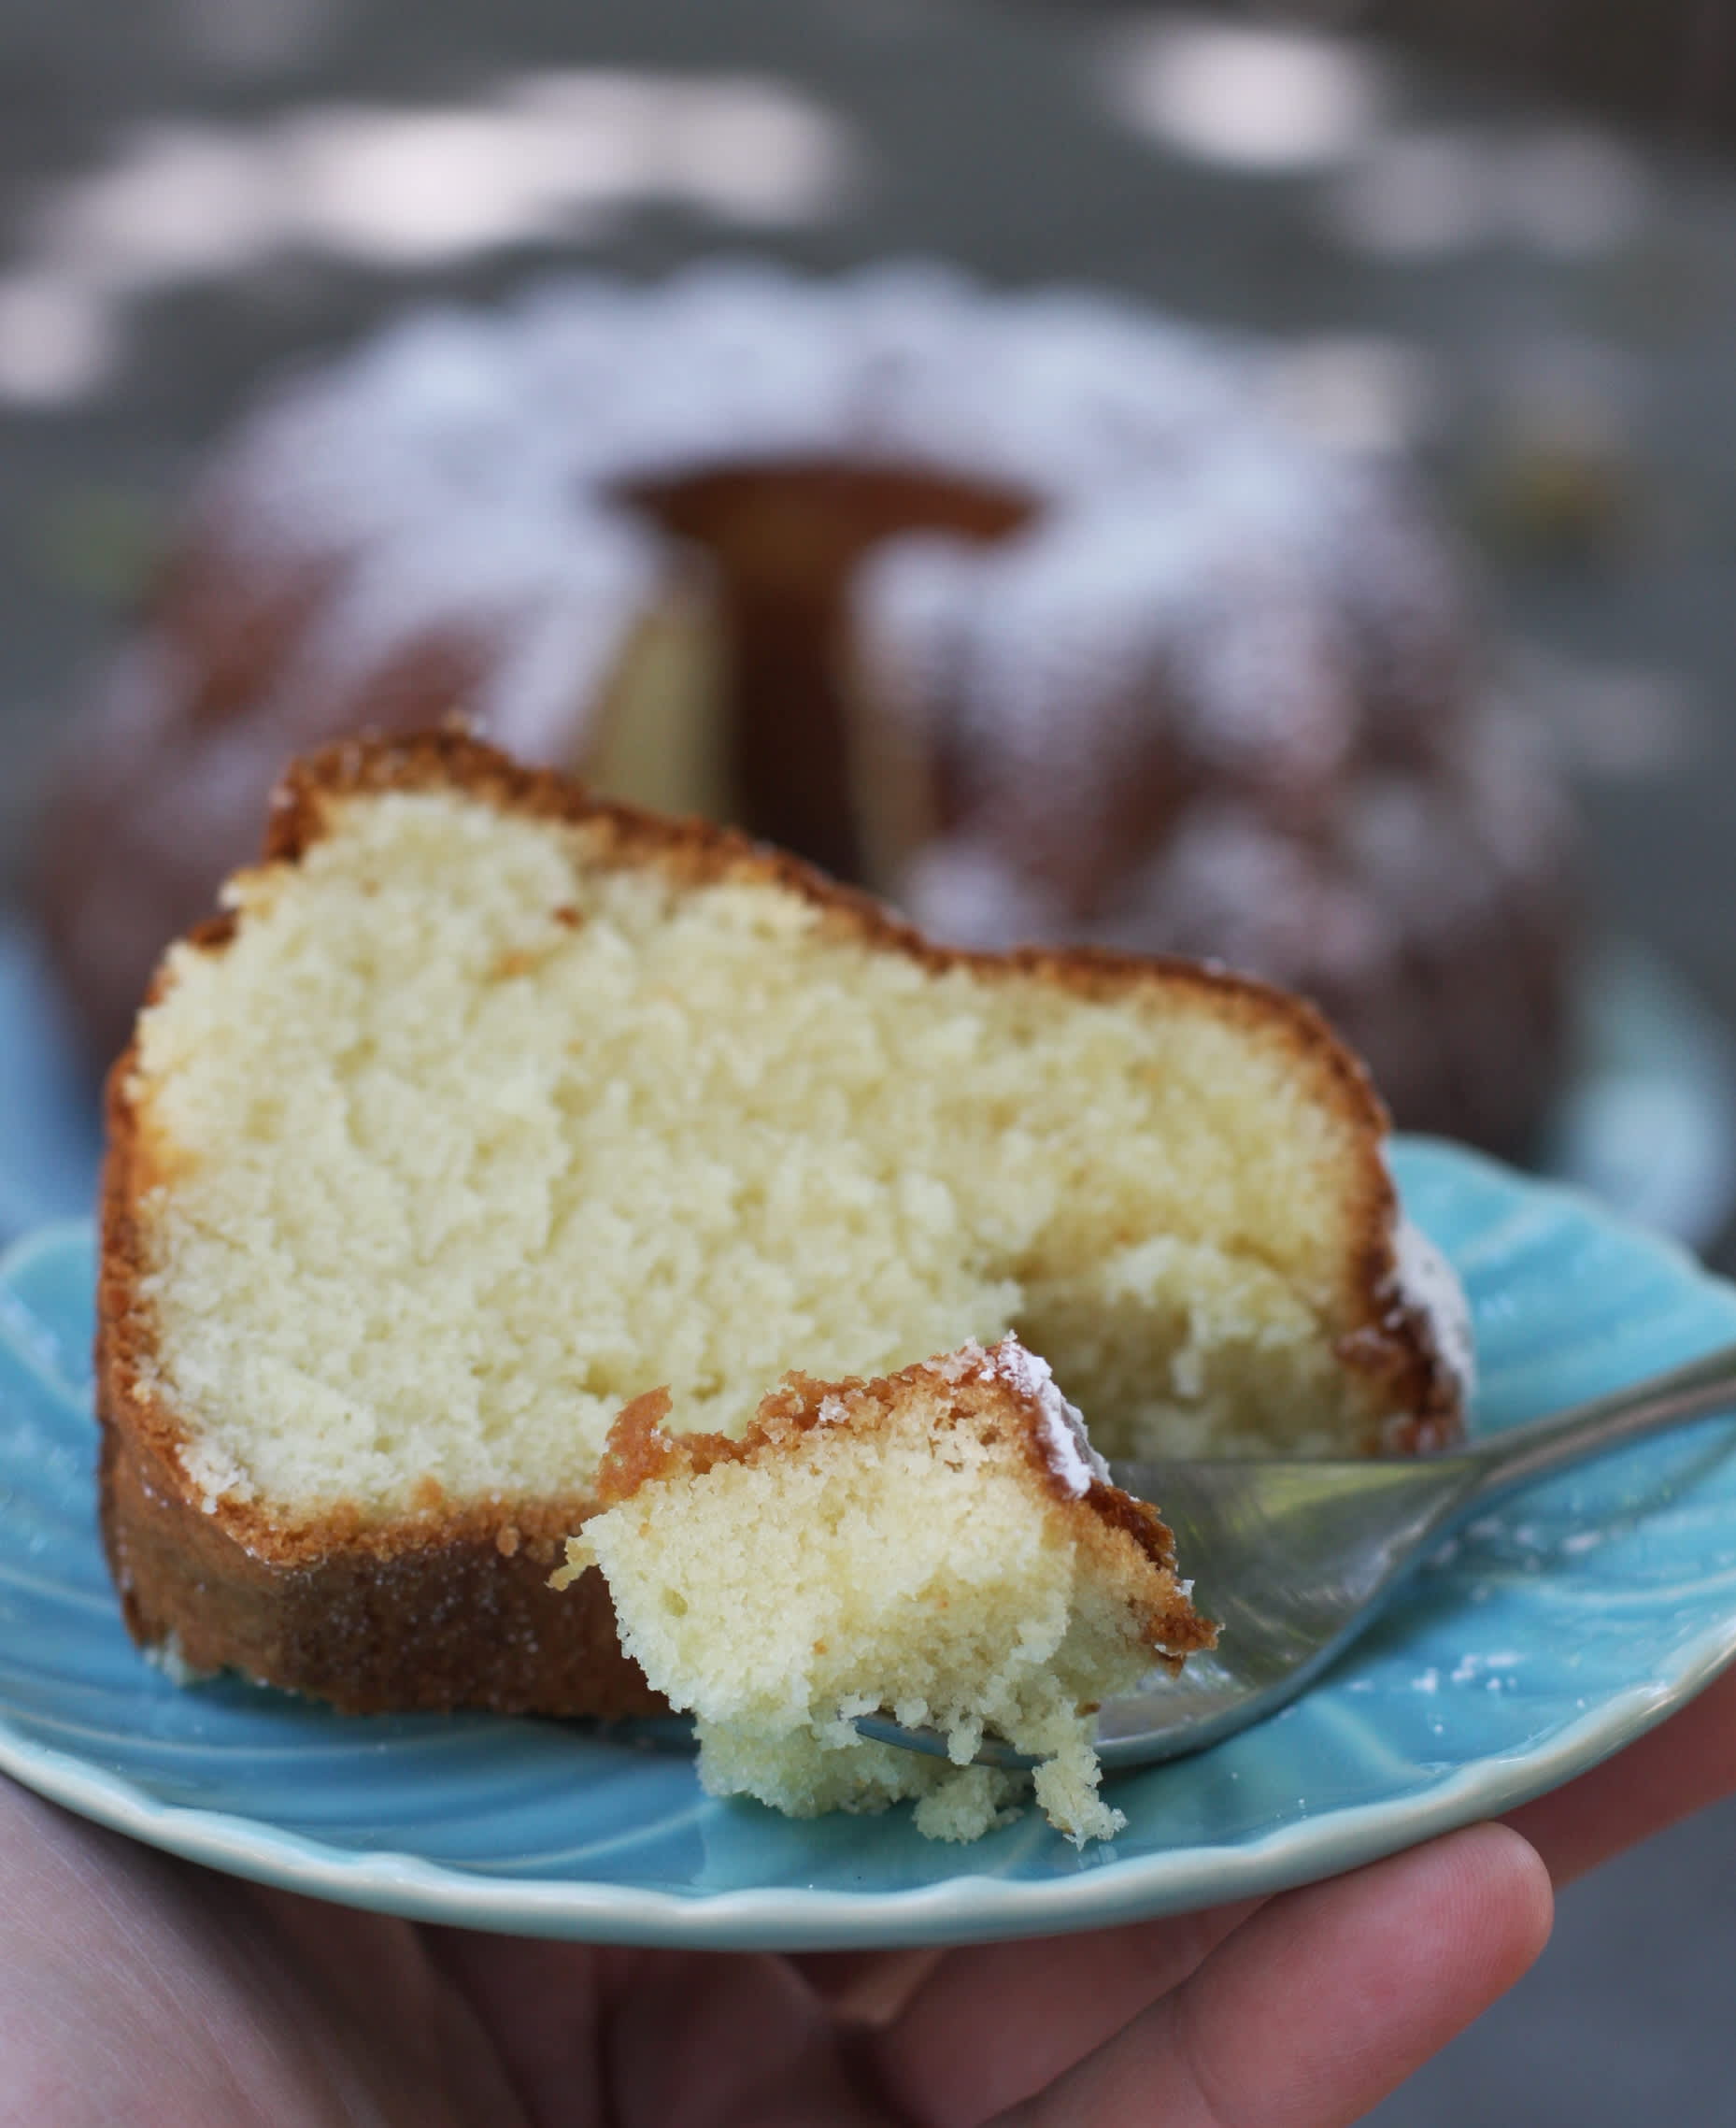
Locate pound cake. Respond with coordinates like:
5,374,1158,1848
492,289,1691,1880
559,1336,1215,1845
40,263,1573,1154
99,728,1466,1717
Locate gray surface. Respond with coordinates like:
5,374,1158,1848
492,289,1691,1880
1380,1803,1736,2126
2,1,1733,2116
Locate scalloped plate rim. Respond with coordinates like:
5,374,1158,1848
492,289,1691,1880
0,1639,1720,1950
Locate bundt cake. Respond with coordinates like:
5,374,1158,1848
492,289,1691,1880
99,729,1465,1719
40,262,1573,1153
561,1336,1215,1845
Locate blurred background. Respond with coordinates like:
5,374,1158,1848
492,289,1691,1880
1,1,1733,2115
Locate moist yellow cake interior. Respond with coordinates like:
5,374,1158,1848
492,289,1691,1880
133,786,1375,1521
566,1347,1202,1844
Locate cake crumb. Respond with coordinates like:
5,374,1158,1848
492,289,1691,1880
566,1339,1213,1845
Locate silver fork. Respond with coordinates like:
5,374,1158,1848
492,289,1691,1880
854,1340,1736,1771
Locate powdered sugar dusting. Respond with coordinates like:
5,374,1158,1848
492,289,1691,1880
926,1343,987,1387
1393,1218,1476,1397
983,1334,1110,1497
184,259,1467,803
149,260,1558,1027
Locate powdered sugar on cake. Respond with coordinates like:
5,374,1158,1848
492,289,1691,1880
1392,1219,1476,1398
932,1335,1111,1497
185,259,1449,793
54,257,1571,1164
149,263,1554,1004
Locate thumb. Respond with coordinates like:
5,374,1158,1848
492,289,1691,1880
1003,1822,1552,2128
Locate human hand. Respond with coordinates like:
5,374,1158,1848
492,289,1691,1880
1,1663,1729,2128
0,1780,1544,2127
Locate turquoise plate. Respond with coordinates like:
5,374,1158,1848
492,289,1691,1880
3,1140,1736,1950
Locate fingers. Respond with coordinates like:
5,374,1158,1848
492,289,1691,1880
788,1949,946,2027
0,1780,290,2123
1504,1661,1736,1886
600,1949,888,2128
0,1778,519,2128
868,1898,1258,2126
996,1823,1553,2128
421,1929,618,2126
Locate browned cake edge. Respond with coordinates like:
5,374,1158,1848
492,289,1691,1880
584,1352,1221,1667
96,725,1462,1716
98,1115,662,1716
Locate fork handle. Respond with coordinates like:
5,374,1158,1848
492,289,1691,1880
1462,1338,1736,1507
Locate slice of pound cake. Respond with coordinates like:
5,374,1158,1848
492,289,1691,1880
98,728,1466,1716
558,1336,1216,1844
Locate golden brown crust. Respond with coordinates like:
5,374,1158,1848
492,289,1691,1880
585,1349,1218,1664
96,726,1457,1716
99,1419,661,1717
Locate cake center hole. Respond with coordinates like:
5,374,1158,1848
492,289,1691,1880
607,462,1036,884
